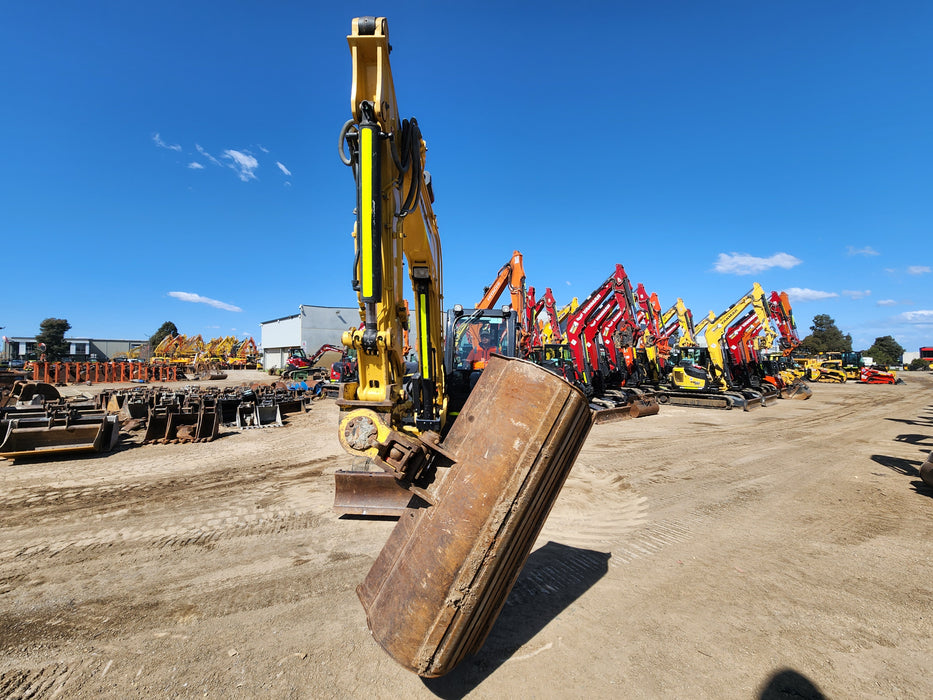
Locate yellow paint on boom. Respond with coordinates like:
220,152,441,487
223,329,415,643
419,293,430,378
360,128,373,298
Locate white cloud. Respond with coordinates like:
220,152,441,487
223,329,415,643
187,162,204,170
877,299,897,306
841,289,871,300
224,149,259,181
785,287,839,302
713,252,802,275
907,265,931,275
899,310,933,323
168,291,243,312
846,246,879,256
195,144,223,167
276,161,292,176
153,132,182,151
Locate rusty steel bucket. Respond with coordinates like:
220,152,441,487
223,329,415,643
356,355,593,677
0,414,119,459
920,455,933,488
784,382,812,400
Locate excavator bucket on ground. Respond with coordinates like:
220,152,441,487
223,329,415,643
920,453,933,488
143,405,176,443
781,382,812,400
0,412,120,459
356,355,593,677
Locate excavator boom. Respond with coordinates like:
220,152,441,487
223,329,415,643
332,17,593,677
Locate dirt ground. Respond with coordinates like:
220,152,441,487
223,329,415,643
1,370,932,699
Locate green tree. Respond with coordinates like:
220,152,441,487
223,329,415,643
35,318,71,361
864,335,904,367
907,358,929,371
798,314,852,353
149,321,178,351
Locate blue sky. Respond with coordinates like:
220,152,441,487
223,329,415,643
2,2,931,353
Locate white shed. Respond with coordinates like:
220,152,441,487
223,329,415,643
260,305,359,369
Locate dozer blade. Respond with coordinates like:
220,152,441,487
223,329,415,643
334,468,419,516
757,384,781,406
592,389,660,424
357,355,593,678
655,389,748,411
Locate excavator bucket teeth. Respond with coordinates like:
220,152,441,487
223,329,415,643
334,468,419,516
356,356,593,677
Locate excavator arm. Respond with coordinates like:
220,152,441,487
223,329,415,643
338,17,446,471
673,298,698,348
703,282,768,391
476,250,526,312
538,287,562,344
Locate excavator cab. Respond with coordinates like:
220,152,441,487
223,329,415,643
669,347,715,390
444,306,517,417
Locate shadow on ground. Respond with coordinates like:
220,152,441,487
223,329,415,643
894,433,933,446
871,453,922,477
422,541,610,698
758,668,826,699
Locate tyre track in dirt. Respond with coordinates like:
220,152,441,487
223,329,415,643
1,377,932,698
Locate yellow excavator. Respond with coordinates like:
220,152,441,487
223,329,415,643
332,17,593,678
663,285,779,409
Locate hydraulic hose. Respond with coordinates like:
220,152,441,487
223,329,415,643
338,119,358,166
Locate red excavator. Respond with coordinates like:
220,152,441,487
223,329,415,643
562,264,659,420
283,344,354,381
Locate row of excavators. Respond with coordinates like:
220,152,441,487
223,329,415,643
323,17,898,678
150,334,261,379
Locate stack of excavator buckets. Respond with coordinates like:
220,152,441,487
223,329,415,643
0,381,316,458
97,383,311,444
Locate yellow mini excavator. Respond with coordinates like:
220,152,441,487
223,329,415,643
662,285,779,409
331,17,594,678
